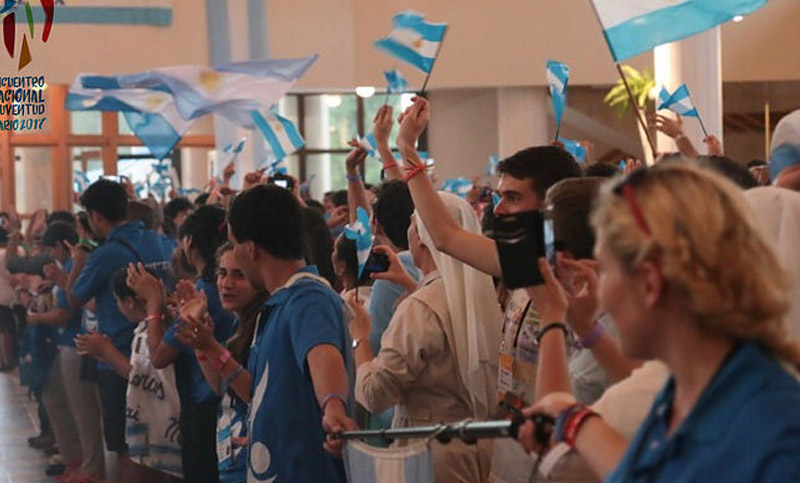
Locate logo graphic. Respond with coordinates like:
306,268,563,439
1,0,55,71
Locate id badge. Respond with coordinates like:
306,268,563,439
217,419,233,470
497,353,515,398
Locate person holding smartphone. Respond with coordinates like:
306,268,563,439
338,192,502,482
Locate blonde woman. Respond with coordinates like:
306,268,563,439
517,164,800,481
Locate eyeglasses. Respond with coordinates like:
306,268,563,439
612,168,652,236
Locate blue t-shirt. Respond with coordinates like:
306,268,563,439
368,250,419,353
607,342,800,482
165,278,235,404
247,266,348,483
55,259,83,347
73,221,172,367
218,319,249,482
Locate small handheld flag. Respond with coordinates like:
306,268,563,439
358,132,379,158
557,138,587,164
384,69,409,94
441,178,473,198
546,60,570,139
657,84,708,137
487,154,499,176
375,11,448,94
344,207,373,278
262,158,287,175
250,110,305,160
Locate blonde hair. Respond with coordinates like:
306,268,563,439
592,163,800,364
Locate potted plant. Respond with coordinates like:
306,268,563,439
604,65,656,164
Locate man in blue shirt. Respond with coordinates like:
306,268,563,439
227,185,354,482
65,180,172,479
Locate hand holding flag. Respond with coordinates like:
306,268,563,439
546,60,570,139
657,84,708,137
344,207,373,279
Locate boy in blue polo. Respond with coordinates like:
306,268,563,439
65,180,172,480
227,185,354,482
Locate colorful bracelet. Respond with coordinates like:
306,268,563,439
321,393,348,413
554,404,582,444
403,163,426,182
577,320,606,350
382,162,398,170
346,174,362,182
145,313,163,324
564,407,599,448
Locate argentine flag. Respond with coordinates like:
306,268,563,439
358,132,379,158
344,207,373,278
66,74,192,160
657,84,699,117
375,11,448,74
81,55,317,128
250,111,305,161
441,177,473,198
592,0,769,62
557,138,587,163
546,61,570,130
384,69,409,93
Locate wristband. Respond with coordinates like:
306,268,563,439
210,349,232,372
577,320,606,350
554,404,582,444
321,393,348,413
565,407,599,448
346,174,362,182
220,363,244,393
381,162,398,170
536,322,569,344
403,163,426,182
145,313,163,324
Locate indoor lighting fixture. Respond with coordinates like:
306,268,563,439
732,15,744,22
355,86,376,98
324,94,343,108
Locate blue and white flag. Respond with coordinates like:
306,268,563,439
344,207,373,278
591,0,768,62
250,111,305,160
73,170,91,194
375,11,448,74
81,55,317,128
384,69,409,94
66,74,193,160
358,132,379,158
343,440,434,483
557,138,587,163
260,158,287,175
487,154,499,176
546,60,569,130
441,177,473,198
657,84,699,117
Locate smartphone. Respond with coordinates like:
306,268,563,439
358,251,390,284
491,210,547,288
269,173,294,191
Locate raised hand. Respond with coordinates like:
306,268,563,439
525,258,568,325
126,262,164,307
703,135,723,156
397,96,430,155
344,290,371,342
369,245,417,292
243,169,267,191
43,263,68,288
651,113,684,139
372,105,394,147
344,142,368,173
175,313,215,352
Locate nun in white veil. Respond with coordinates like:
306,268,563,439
352,192,502,483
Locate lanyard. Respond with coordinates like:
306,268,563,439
500,299,531,352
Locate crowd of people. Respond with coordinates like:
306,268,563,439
1,97,799,483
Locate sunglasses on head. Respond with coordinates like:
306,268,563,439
612,168,652,236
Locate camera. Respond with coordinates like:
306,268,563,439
268,173,295,191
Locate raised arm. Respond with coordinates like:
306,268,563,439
652,114,700,159
373,105,403,181
396,97,501,277
344,144,371,224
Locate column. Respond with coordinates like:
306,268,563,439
497,86,550,158
655,28,723,154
